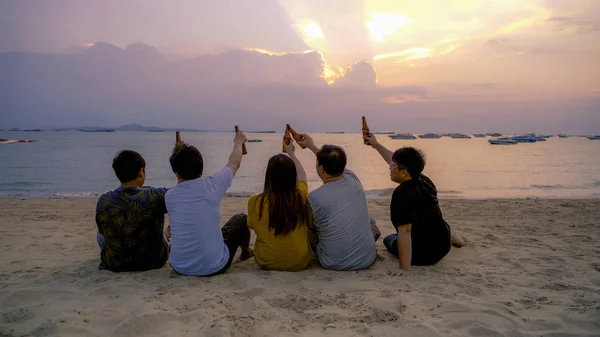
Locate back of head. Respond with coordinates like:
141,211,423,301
170,144,204,181
316,145,347,176
112,150,146,183
392,147,425,178
264,154,297,193
258,154,308,236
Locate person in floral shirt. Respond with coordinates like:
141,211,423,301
95,150,169,272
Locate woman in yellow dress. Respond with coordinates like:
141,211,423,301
247,140,314,271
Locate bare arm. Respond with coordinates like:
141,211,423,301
397,224,412,270
373,143,394,165
296,134,320,156
289,153,307,181
364,134,393,165
226,132,247,176
284,141,307,181
307,143,320,155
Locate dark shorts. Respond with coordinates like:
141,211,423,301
383,234,450,266
184,213,250,277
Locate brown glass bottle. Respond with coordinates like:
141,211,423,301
234,125,247,155
175,131,184,149
362,116,370,145
283,124,292,152
287,124,306,149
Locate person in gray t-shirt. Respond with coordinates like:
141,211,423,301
296,134,381,270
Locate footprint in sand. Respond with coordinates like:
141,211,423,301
2,307,35,324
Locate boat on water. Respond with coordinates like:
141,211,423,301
473,134,486,138
587,135,600,140
247,139,262,143
447,133,472,139
389,133,417,139
511,135,537,143
489,138,517,145
418,133,441,139
0,138,37,144
325,131,345,134
486,133,503,137
373,131,395,135
558,134,569,138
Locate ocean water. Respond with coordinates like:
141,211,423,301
1,131,599,199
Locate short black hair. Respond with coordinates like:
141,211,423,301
170,144,203,181
392,147,425,178
316,145,346,176
112,150,146,183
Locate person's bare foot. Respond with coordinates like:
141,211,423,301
240,248,254,261
451,234,465,248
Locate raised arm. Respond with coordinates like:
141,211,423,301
397,224,412,270
296,134,320,155
284,141,307,181
226,130,247,176
364,134,393,165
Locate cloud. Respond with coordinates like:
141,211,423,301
0,43,428,130
460,83,500,91
545,16,600,34
332,61,377,88
383,95,425,104
0,0,309,54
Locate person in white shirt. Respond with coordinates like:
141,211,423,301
166,131,253,276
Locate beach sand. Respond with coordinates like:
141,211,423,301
1,198,599,337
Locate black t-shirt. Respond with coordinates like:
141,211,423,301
390,174,451,265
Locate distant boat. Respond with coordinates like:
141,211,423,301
486,133,503,137
373,131,395,135
250,131,276,133
587,135,600,140
1,138,37,144
389,133,416,139
418,133,441,139
473,134,486,138
513,133,549,143
448,133,472,139
558,134,569,138
489,138,517,145
326,131,345,134
247,139,262,143
511,135,537,143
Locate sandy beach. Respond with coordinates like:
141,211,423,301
1,198,599,337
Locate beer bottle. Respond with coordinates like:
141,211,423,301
175,131,185,150
362,116,370,145
283,124,292,153
287,124,306,149
234,125,247,155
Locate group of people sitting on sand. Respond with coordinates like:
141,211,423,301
95,130,464,276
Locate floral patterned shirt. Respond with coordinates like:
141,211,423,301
95,186,169,272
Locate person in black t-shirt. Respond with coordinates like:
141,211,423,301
363,134,464,271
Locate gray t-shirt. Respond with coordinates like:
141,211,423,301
308,169,376,270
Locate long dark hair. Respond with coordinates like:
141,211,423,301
256,154,308,236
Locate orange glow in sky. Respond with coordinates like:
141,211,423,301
276,0,600,99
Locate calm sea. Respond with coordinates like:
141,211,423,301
1,131,599,199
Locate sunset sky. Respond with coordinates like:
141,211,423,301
1,0,599,132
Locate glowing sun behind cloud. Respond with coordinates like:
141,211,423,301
302,22,325,42
366,12,421,42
